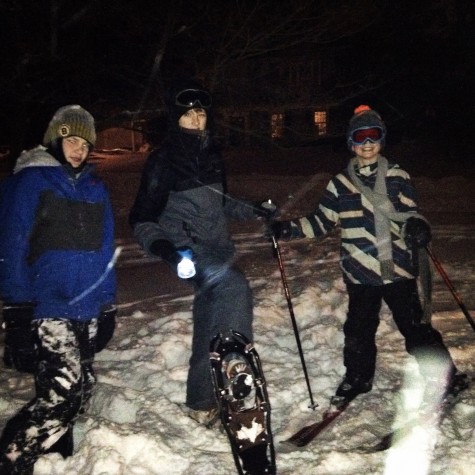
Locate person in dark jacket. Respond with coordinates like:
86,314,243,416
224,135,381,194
129,79,274,426
0,105,117,475
272,105,466,405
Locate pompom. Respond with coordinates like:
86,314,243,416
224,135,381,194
354,104,372,115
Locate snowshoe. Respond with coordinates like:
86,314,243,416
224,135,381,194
210,330,276,475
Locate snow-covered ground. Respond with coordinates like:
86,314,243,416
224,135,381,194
1,151,474,474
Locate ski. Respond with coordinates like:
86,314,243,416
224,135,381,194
280,394,357,450
210,330,276,475
353,373,470,454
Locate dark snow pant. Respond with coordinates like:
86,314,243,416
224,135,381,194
0,319,97,474
343,279,455,383
186,260,253,410
2,304,36,373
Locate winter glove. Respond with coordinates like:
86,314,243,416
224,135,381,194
149,239,176,261
2,303,37,373
96,304,117,353
267,220,294,241
404,217,432,249
253,200,278,222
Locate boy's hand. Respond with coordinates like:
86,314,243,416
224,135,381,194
267,221,293,240
254,200,278,221
404,217,432,248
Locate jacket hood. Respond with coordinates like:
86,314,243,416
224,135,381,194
13,145,61,174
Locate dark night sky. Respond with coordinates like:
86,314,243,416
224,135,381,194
1,0,474,158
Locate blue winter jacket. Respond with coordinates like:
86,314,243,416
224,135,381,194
0,146,116,321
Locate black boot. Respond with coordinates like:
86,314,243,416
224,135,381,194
0,455,34,475
335,375,373,401
0,455,14,475
44,426,74,458
432,371,470,403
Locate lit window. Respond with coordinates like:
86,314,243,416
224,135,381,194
271,113,284,139
314,111,327,136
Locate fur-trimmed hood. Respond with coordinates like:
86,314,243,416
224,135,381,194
13,145,61,174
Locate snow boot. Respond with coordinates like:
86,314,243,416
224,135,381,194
332,375,373,407
441,372,469,403
188,407,220,428
44,426,74,458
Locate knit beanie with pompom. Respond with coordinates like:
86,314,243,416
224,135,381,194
346,104,386,149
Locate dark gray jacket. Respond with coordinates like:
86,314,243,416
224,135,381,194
129,129,256,262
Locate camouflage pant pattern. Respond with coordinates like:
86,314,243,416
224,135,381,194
0,318,97,474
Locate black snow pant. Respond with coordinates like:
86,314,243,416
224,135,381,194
185,256,254,411
0,318,97,474
343,279,455,383
2,304,36,373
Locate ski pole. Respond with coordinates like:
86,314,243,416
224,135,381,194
271,234,318,410
425,245,475,333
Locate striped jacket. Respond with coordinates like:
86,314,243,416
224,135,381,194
290,159,419,285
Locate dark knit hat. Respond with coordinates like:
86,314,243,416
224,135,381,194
43,105,96,146
165,78,212,127
347,105,386,149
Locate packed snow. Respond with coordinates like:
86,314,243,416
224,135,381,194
1,151,474,474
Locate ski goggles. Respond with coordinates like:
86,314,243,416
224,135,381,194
351,127,384,145
175,89,212,109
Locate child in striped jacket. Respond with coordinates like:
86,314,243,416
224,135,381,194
272,105,464,404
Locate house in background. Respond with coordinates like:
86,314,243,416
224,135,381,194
95,125,144,151
95,44,368,152
213,43,350,149
95,113,165,153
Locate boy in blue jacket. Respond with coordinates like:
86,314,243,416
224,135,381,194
0,105,116,474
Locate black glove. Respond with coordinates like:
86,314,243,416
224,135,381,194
404,217,432,249
2,303,37,373
149,239,177,262
96,305,117,353
267,220,294,240
253,200,278,221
